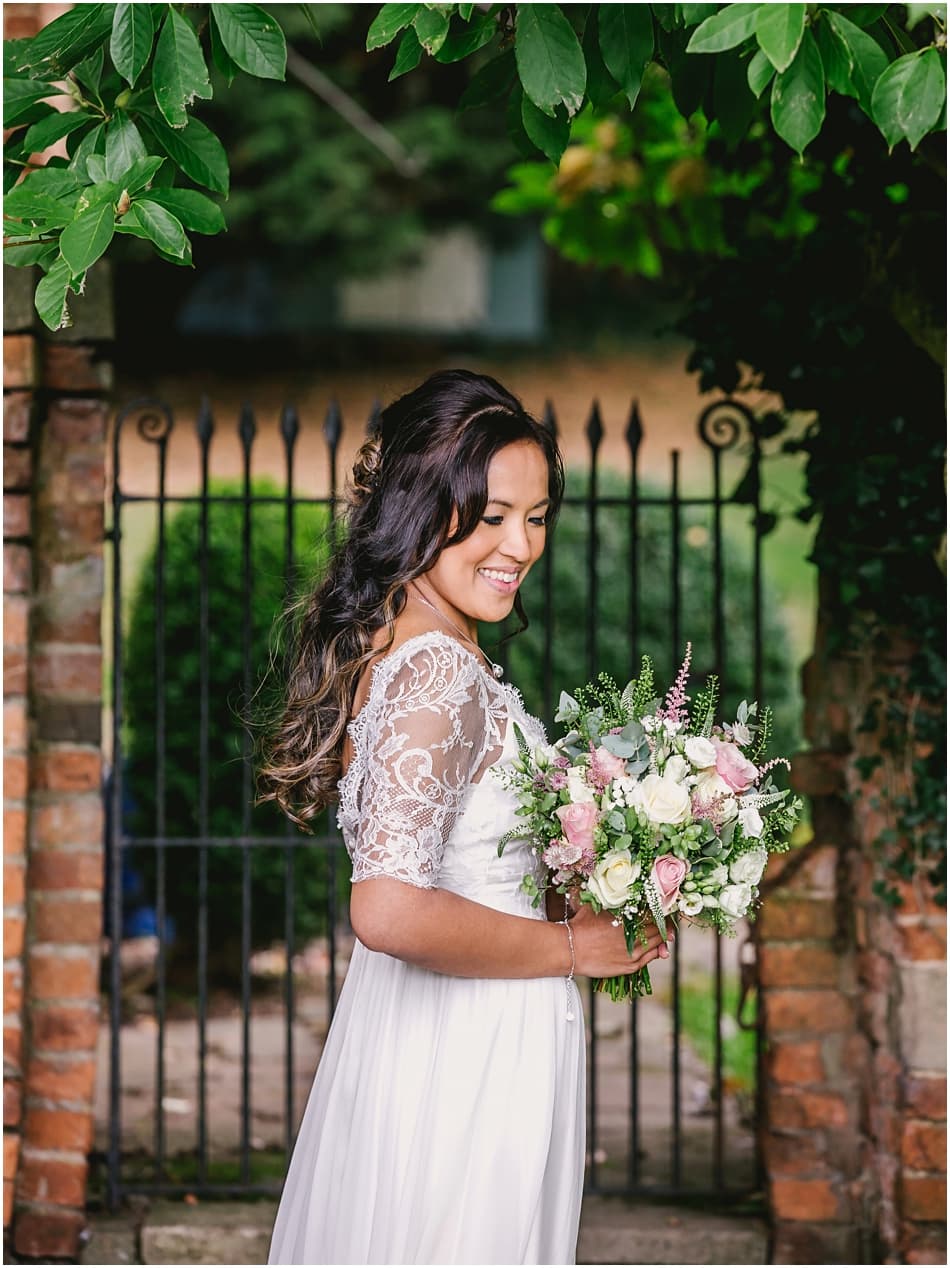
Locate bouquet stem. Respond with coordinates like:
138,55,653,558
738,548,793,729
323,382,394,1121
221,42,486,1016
595,968,653,1001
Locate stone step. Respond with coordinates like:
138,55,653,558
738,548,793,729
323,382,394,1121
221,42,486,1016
80,1196,769,1265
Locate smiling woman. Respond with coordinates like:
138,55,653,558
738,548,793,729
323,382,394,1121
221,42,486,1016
257,369,672,1265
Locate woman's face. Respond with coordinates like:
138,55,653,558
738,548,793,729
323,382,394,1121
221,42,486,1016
420,440,551,636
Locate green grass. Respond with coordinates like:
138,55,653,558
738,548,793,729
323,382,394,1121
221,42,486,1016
678,975,758,1092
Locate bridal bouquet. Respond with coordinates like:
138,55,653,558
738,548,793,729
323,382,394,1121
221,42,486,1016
497,644,802,1001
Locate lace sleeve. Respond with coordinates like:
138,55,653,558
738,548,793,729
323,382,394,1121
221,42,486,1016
350,639,504,889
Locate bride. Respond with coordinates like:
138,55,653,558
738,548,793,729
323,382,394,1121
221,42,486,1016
259,369,670,1265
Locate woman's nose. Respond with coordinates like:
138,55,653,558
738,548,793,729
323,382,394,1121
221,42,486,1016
501,520,532,561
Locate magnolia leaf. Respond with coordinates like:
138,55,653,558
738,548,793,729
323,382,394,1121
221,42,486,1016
412,6,450,55
21,110,90,153
770,27,825,155
60,200,115,274
34,256,73,330
4,241,59,269
153,7,213,129
871,48,946,150
140,112,230,195
521,95,570,163
687,3,761,54
825,10,888,113
121,155,165,195
754,3,805,73
598,4,654,109
13,4,113,77
366,4,422,51
434,14,496,63
3,78,62,128
459,49,516,109
110,2,156,89
143,187,225,234
388,27,424,81
105,113,148,182
67,121,106,179
515,3,587,118
813,13,854,97
747,45,775,96
210,4,287,80
124,198,189,258
3,185,75,227
85,155,108,185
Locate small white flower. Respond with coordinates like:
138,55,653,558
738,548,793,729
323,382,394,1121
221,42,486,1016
685,736,717,769
664,754,690,783
729,848,768,886
678,893,705,917
640,715,660,734
737,802,764,840
611,775,639,808
705,863,729,889
727,721,753,746
566,767,596,804
719,883,753,919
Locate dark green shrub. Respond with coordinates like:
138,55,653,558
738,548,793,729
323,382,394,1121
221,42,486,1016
123,479,340,978
501,470,801,762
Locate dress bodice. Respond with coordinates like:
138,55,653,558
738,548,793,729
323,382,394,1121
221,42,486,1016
337,631,548,918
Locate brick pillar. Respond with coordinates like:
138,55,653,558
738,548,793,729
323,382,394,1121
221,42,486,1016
3,256,113,1259
759,587,947,1265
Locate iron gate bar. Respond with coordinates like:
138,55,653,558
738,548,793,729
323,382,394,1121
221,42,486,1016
105,393,767,1206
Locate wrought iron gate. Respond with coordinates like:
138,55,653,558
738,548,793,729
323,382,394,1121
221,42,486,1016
102,393,768,1207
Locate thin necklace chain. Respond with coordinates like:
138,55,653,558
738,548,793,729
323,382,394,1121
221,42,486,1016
410,586,504,680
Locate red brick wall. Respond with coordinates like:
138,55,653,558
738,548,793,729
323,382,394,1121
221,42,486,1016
758,606,947,1264
3,254,112,1255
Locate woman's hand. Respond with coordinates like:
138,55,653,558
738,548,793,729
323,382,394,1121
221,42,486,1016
568,904,672,979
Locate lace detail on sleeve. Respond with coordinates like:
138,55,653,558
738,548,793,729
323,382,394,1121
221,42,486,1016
346,637,505,889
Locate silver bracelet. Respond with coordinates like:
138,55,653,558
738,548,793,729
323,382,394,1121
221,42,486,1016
560,917,576,1022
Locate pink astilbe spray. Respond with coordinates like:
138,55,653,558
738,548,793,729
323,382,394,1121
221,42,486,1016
657,642,692,724
758,756,792,778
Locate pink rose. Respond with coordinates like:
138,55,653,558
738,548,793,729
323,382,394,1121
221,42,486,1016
713,739,759,793
556,801,599,851
651,854,689,915
590,745,628,785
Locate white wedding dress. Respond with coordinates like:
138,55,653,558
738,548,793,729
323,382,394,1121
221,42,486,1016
268,631,586,1266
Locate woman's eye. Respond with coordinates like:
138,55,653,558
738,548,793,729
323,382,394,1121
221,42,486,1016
529,516,547,527
482,516,504,526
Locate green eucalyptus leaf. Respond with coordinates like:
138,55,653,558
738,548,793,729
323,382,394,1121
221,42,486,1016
210,4,287,80
105,112,148,182
687,3,761,54
366,4,422,51
598,4,654,109
871,47,946,150
139,112,230,195
515,3,587,118
110,2,156,89
747,45,775,96
459,49,516,109
22,110,90,153
143,187,225,234
34,256,73,330
59,199,115,273
413,6,451,55
754,2,805,73
388,27,424,81
770,26,825,155
521,95,570,163
153,6,213,128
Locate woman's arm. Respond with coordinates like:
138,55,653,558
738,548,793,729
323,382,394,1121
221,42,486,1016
350,876,670,980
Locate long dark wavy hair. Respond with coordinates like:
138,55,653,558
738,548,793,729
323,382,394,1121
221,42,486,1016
257,369,564,829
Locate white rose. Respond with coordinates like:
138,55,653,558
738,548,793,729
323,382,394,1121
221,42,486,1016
630,773,692,826
719,883,753,919
737,802,764,840
678,893,705,917
566,767,596,804
587,849,641,910
664,754,690,783
685,736,717,769
729,848,768,886
693,770,738,822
